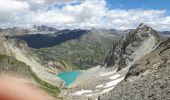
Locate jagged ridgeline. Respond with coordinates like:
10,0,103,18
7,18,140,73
0,36,61,99
99,24,170,100
103,23,160,71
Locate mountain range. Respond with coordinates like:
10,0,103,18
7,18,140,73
0,24,170,100
99,24,170,100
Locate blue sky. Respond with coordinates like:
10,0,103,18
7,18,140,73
50,0,170,11
0,0,170,30
107,0,170,11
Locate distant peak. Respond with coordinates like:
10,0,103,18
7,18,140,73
139,23,145,27
137,23,153,30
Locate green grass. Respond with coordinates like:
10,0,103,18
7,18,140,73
30,70,60,97
0,53,61,98
34,33,116,70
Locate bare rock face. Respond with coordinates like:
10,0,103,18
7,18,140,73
103,23,160,71
100,37,170,100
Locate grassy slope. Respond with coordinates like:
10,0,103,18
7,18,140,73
0,53,61,99
34,33,116,70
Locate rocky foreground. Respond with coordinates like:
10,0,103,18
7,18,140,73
100,36,170,100
99,25,170,99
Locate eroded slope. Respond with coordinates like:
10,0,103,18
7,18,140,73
100,37,170,100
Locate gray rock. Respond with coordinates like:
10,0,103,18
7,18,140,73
100,34,170,100
103,23,160,71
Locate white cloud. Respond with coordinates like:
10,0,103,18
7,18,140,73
31,0,107,29
46,0,83,3
0,0,29,11
0,0,170,30
0,0,29,22
105,9,170,30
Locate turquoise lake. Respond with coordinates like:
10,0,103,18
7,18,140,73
57,71,82,86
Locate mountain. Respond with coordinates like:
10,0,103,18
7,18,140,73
60,24,167,100
35,29,121,69
103,23,160,71
161,31,170,37
16,29,89,48
99,37,170,100
15,28,122,48
30,29,123,69
0,36,62,99
1,24,170,100
0,25,57,36
0,27,125,99
1,26,124,70
97,24,170,100
0,27,31,36
33,25,57,32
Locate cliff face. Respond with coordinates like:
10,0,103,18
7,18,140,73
100,31,170,100
103,23,160,71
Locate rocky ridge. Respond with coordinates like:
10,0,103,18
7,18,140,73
99,25,170,100
103,23,160,71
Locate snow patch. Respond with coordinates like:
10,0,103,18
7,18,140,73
109,74,121,80
100,87,114,94
95,77,124,89
95,84,104,88
103,77,124,88
72,90,93,96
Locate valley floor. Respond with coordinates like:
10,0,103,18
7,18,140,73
61,66,129,100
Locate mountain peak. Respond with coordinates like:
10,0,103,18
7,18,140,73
137,23,153,31
103,24,160,71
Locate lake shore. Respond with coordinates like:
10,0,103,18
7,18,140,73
61,66,129,100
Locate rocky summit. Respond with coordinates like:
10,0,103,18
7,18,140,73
100,37,170,100
97,23,170,100
103,23,160,71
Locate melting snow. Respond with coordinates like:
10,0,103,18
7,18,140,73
103,77,124,88
95,84,104,88
109,74,120,80
95,77,124,89
72,90,93,96
100,87,114,94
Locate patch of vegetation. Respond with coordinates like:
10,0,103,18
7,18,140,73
0,53,32,77
30,70,60,97
58,60,77,70
0,53,61,98
34,33,117,70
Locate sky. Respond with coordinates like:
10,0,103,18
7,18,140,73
0,0,170,30
107,0,170,11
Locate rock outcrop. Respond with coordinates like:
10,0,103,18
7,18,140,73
103,23,160,71
100,27,170,100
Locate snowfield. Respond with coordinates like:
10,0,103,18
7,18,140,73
109,74,121,80
72,90,93,95
103,77,124,88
